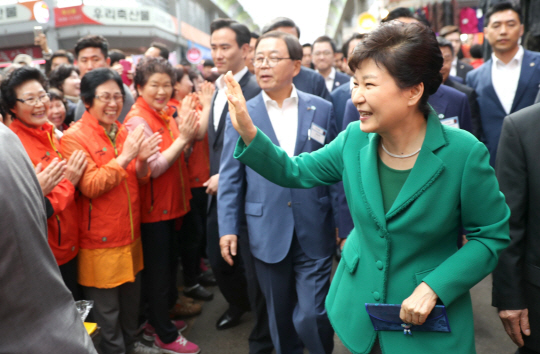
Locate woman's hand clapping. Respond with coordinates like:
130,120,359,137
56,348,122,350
138,132,162,162
177,110,200,145
64,150,88,186
197,81,215,109
35,158,66,195
117,125,145,168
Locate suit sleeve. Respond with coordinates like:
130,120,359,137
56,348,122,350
469,89,483,140
458,94,473,134
342,99,360,131
234,122,348,190
325,107,341,230
217,113,246,237
422,141,510,306
492,117,528,310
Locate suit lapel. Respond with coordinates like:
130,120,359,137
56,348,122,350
207,89,219,144
386,112,446,220
359,134,386,229
511,50,537,112
483,60,506,114
250,94,280,146
294,92,315,155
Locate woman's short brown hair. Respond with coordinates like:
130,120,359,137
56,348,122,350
134,56,174,96
349,21,443,117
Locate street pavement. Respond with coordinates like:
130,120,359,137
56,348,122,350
170,273,517,354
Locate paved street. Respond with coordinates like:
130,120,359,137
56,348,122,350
176,271,517,354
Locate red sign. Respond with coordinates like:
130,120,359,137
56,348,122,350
54,6,100,27
0,46,42,63
186,47,202,64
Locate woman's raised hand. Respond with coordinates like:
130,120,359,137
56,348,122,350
118,125,145,167
138,132,162,162
35,158,66,195
400,282,439,326
224,71,257,145
179,94,197,121
178,109,200,144
65,150,88,186
198,81,215,109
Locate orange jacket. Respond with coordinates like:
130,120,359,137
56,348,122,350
61,111,147,249
169,98,210,189
125,97,191,223
9,119,78,265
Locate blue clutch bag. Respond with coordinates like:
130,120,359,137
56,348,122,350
365,303,451,335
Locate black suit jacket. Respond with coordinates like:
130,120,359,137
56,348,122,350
456,60,474,82
445,78,482,139
293,67,332,102
332,71,351,91
208,70,261,176
493,103,540,315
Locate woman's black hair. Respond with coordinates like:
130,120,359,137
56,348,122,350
109,49,126,67
134,56,174,97
80,68,124,108
349,21,443,118
48,87,67,110
0,66,48,113
48,64,80,92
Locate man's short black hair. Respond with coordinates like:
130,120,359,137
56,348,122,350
342,33,365,58
256,31,302,61
51,50,74,65
203,59,214,67
74,35,109,59
382,7,415,22
485,1,522,27
312,36,337,53
80,68,124,108
437,37,454,56
149,42,169,60
108,49,126,66
261,17,301,38
251,32,260,40
210,18,251,48
470,44,483,59
302,43,312,48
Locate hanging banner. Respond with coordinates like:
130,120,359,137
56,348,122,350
0,1,44,25
55,5,178,35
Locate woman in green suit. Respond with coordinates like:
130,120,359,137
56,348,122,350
223,21,510,354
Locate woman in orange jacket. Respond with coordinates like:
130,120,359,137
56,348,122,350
2,66,87,299
124,57,200,354
169,67,216,302
61,68,161,354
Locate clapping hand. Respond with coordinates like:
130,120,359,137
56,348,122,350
197,81,215,109
178,94,198,123
178,110,200,144
224,71,257,144
117,125,145,168
138,132,162,162
64,150,88,186
35,158,66,195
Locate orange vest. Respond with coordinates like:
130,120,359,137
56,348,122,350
169,99,210,189
10,119,78,265
61,111,142,249
125,97,191,223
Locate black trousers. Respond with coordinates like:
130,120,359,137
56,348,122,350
59,255,82,301
206,197,250,313
141,219,179,344
178,187,207,287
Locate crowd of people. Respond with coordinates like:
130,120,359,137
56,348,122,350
2,1,540,354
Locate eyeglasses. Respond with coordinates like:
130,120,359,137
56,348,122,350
95,93,124,103
253,56,291,68
16,93,50,106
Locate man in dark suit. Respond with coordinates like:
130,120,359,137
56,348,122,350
312,36,350,92
439,25,474,82
331,33,364,131
261,17,332,102
493,103,540,354
466,1,540,166
219,31,337,354
438,37,482,139
207,20,269,353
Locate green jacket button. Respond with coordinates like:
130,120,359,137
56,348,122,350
373,292,380,301
163,210,168,214
102,237,107,242
376,261,383,270
71,246,75,251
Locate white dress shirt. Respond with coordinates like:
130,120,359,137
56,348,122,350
213,66,249,131
492,46,524,114
262,85,299,157
318,67,336,93
450,57,458,78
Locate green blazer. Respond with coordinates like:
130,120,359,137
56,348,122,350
234,111,510,354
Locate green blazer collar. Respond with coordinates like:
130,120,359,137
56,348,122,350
359,111,447,228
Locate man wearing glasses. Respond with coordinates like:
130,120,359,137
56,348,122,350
219,31,338,354
312,36,350,92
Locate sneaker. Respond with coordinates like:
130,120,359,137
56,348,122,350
129,342,160,354
143,320,188,342
153,334,200,354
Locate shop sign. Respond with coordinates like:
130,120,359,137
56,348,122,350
55,5,178,35
0,1,44,25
